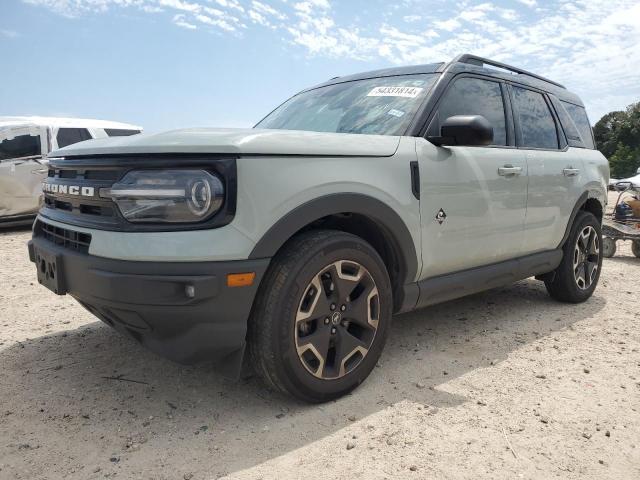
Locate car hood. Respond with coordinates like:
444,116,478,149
50,128,402,158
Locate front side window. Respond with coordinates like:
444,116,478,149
435,77,507,146
256,74,438,136
561,102,595,149
512,87,559,149
56,128,92,149
0,133,42,161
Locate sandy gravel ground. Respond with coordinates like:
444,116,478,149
1,201,639,479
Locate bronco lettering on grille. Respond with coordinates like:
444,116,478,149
43,183,95,197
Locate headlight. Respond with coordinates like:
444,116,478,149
105,170,224,223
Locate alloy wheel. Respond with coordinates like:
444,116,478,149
573,225,600,290
295,260,380,380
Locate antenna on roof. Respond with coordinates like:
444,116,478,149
452,54,565,89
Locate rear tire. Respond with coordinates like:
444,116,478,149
545,211,603,303
248,230,392,403
602,237,617,258
632,240,640,258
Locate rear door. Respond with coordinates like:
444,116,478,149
0,125,47,218
417,76,528,279
509,85,583,252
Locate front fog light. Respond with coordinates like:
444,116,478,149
107,169,224,223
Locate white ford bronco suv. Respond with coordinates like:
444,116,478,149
29,55,609,402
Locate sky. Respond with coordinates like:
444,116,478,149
1,0,639,132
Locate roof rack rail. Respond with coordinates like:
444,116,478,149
451,54,566,89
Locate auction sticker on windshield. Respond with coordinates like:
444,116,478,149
367,86,423,98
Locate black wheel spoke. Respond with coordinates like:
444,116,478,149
345,279,377,329
310,287,332,319
296,275,331,323
334,329,368,377
575,264,585,287
587,230,597,255
583,262,590,288
578,233,588,252
297,328,332,375
327,263,360,301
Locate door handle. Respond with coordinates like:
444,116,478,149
498,165,522,177
563,168,580,177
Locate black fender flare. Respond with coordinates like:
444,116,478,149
248,193,419,285
557,191,598,248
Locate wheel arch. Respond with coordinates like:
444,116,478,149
558,191,605,248
248,193,419,312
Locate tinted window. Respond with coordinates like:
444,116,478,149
549,96,582,146
512,87,558,149
0,134,41,160
561,102,595,149
257,74,437,136
56,128,92,148
105,129,141,137
437,77,507,146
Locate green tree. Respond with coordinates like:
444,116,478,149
594,102,640,178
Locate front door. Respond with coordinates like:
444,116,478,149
417,76,528,279
417,139,528,278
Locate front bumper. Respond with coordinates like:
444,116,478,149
28,235,270,371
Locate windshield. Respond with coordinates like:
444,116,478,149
256,74,437,136
0,133,42,161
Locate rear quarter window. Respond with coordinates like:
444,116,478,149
561,102,595,149
548,96,583,147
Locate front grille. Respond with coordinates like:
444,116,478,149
37,221,92,253
41,166,122,228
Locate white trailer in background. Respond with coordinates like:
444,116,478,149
0,116,142,226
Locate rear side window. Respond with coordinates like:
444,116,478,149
105,129,141,137
548,96,582,147
0,134,41,160
437,77,507,146
56,128,92,148
512,86,558,150
561,102,595,149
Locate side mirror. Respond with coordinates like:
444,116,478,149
428,115,493,147
636,167,640,174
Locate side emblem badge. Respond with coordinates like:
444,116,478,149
435,208,447,225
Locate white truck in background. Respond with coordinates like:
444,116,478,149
0,116,142,226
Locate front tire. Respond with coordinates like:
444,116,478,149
545,211,603,303
632,240,640,258
248,230,392,402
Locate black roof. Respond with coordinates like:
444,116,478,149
308,54,583,106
